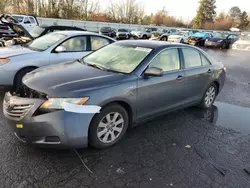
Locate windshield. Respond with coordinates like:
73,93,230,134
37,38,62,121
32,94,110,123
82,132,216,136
118,29,128,32
213,33,228,39
29,26,45,38
11,16,24,23
83,44,152,74
27,33,66,51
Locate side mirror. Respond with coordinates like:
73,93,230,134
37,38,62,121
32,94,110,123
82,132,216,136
144,67,163,77
55,46,66,53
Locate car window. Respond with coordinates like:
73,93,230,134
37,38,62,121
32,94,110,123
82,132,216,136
228,35,237,39
24,17,31,24
200,54,211,66
29,17,36,24
182,48,202,68
61,36,87,52
91,36,110,51
149,49,180,72
11,16,24,23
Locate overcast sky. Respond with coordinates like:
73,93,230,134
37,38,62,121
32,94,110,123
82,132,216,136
99,0,250,21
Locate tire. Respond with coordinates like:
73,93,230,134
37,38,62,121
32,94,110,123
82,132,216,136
180,39,184,43
161,36,168,41
89,104,129,148
14,67,36,91
199,83,218,109
142,35,147,39
221,43,227,49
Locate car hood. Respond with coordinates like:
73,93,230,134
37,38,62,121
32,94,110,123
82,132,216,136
117,32,128,34
208,37,225,42
169,34,182,39
23,61,129,97
0,45,36,58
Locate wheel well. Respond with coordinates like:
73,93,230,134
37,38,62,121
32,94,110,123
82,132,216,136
13,66,38,85
103,101,133,126
213,81,220,94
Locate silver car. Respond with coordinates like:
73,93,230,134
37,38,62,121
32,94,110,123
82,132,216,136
0,31,115,88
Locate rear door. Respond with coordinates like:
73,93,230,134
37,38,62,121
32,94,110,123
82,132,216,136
136,48,186,120
50,35,90,65
181,47,213,104
22,17,32,31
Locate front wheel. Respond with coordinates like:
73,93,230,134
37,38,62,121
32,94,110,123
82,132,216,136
89,104,129,148
161,36,168,41
199,84,217,108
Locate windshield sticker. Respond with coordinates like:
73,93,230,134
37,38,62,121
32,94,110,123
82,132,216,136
135,47,152,53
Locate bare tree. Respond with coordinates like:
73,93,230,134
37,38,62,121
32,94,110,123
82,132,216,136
76,0,99,20
0,0,10,13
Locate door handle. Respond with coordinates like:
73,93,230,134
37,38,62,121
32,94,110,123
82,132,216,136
207,69,212,73
176,75,184,80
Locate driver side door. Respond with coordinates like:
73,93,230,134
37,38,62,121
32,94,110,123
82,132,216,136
49,36,90,65
136,48,186,120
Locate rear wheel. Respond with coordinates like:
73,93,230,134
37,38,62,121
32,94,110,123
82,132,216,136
89,104,129,148
199,84,217,108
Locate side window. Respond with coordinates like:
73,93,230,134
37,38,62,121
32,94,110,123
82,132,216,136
200,54,211,66
60,36,87,52
24,17,31,24
29,17,36,24
182,48,202,68
91,36,110,51
149,49,180,72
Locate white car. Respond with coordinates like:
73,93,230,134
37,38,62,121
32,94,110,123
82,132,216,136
168,31,194,43
10,14,38,31
232,35,250,51
0,31,115,88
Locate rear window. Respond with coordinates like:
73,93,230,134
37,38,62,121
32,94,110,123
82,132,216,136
11,16,24,23
101,27,112,32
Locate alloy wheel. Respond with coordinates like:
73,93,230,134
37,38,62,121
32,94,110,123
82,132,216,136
204,86,216,107
97,112,124,144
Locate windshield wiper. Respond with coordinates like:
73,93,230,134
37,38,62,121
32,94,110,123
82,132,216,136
87,63,107,71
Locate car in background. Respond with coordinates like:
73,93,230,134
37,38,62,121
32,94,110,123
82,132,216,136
0,31,115,89
131,27,157,39
205,32,238,49
99,27,116,38
3,40,226,149
168,30,194,43
0,15,87,47
150,28,169,40
10,14,39,31
232,34,250,51
116,28,131,40
188,32,213,46
156,28,179,41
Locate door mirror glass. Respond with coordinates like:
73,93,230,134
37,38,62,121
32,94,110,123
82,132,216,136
144,67,163,77
55,46,66,53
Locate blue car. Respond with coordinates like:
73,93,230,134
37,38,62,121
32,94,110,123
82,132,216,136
188,32,213,46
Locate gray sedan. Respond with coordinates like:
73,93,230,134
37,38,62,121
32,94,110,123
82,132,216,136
0,31,115,89
3,41,226,149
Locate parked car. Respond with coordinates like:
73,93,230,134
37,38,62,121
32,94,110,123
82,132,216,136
10,14,39,31
232,34,250,51
188,32,213,46
116,28,131,40
131,27,155,39
0,31,115,89
0,15,87,47
3,40,226,149
153,28,179,41
150,28,169,40
168,30,194,43
205,32,238,49
99,27,116,38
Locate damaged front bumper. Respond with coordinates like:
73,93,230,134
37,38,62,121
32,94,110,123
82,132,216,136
3,92,95,149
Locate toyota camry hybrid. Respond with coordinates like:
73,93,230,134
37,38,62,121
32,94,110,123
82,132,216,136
3,41,226,149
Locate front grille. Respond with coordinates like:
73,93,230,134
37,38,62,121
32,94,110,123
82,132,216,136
3,100,33,121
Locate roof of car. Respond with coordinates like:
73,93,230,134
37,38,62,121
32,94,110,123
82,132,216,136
114,40,190,49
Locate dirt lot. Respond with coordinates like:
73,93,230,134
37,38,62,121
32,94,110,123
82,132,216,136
0,49,250,188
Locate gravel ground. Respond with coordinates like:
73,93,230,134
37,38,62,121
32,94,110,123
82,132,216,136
0,49,250,188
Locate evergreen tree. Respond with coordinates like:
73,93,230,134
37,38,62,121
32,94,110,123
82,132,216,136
193,0,216,29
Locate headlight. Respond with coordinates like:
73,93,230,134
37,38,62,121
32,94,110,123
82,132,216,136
4,40,14,47
0,58,10,65
40,97,89,110
205,39,208,42
218,40,223,43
